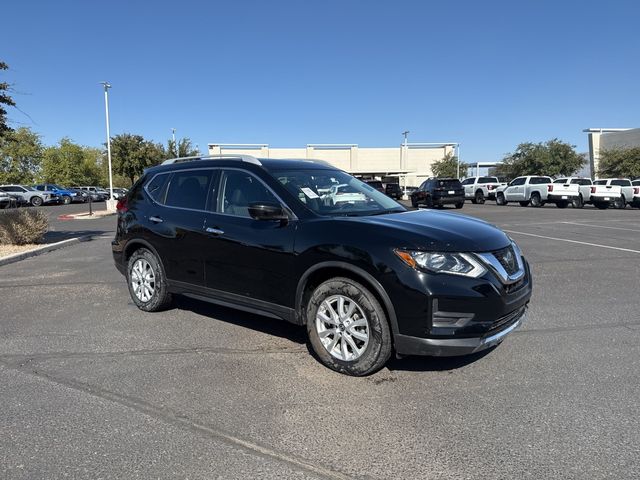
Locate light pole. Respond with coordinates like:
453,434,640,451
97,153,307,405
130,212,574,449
401,131,410,198
100,81,115,211
456,144,461,179
172,128,177,157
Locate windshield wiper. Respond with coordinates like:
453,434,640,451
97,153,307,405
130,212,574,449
367,208,405,216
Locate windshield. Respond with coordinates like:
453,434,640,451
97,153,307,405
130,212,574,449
272,168,405,216
50,184,64,190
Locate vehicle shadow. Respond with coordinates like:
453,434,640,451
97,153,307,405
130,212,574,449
174,296,308,345
386,347,496,372
44,229,113,243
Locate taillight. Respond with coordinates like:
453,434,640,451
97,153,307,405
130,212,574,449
634,188,639,195
590,187,596,194
116,197,128,213
547,185,553,192
487,185,494,190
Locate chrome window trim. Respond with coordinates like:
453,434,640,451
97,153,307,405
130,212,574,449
475,242,525,285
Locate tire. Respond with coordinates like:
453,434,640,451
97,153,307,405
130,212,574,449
572,195,584,209
519,201,530,207
530,193,542,207
455,202,464,209
613,196,626,209
411,198,417,208
306,277,392,376
30,196,43,207
474,190,485,204
127,248,173,312
594,202,609,210
556,201,568,209
62,195,71,205
424,196,433,208
496,193,507,205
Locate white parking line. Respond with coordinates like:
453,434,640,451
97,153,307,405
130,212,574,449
560,222,640,233
503,229,640,254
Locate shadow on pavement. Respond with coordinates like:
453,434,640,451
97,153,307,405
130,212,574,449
44,229,113,243
387,347,496,372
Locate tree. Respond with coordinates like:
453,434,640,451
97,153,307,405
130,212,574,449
0,61,16,135
597,148,640,179
430,153,468,178
0,127,44,184
165,137,200,159
110,133,164,185
496,139,584,179
40,139,109,186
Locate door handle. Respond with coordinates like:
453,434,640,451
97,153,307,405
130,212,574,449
149,216,163,224
205,227,224,235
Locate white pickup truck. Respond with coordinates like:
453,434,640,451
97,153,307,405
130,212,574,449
460,176,503,204
546,177,593,209
632,179,640,207
495,176,552,207
591,178,634,209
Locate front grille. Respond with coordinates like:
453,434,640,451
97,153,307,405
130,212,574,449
492,245,519,275
487,307,525,335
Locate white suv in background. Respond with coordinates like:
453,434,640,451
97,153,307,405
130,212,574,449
495,176,552,207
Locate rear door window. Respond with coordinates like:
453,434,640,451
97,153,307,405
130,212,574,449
165,170,213,210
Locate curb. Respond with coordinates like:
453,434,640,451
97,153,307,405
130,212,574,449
0,235,93,268
57,212,115,221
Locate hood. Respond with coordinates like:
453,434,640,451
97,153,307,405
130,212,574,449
354,209,511,252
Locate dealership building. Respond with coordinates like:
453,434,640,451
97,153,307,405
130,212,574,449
584,128,640,175
207,142,459,187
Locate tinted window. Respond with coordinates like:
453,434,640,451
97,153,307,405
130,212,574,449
509,177,526,186
530,177,551,185
461,178,474,185
593,180,608,185
165,170,212,210
365,181,383,189
1,186,24,192
419,181,428,190
478,177,497,184
146,173,170,203
611,179,631,187
435,179,462,188
633,180,640,186
554,178,567,184
219,170,279,218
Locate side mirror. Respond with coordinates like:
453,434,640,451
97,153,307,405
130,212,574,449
248,202,289,221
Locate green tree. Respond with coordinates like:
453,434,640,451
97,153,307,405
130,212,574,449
165,137,200,159
41,139,110,186
496,139,584,178
110,133,164,186
430,153,468,178
0,127,44,184
597,148,640,179
0,61,16,135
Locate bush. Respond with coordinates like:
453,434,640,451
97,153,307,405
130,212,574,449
0,209,49,245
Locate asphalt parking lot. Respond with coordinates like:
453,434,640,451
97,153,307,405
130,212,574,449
1,202,639,479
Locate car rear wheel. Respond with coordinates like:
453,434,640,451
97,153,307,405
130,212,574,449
424,196,433,208
530,193,542,207
474,190,485,204
455,202,464,209
496,193,507,205
127,248,173,312
30,196,43,207
306,277,392,376
613,196,626,209
572,195,584,209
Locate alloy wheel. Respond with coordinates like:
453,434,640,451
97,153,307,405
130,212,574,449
315,295,370,361
130,259,156,302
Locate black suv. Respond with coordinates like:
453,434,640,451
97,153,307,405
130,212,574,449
410,178,465,209
385,183,403,199
113,156,531,375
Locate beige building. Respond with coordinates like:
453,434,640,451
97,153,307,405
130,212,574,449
207,143,458,187
584,128,640,175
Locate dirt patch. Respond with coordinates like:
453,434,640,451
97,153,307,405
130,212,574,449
0,243,41,258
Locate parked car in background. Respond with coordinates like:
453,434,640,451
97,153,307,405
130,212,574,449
72,186,108,201
410,178,465,209
632,179,640,207
590,178,634,209
67,188,89,202
113,156,531,375
385,183,403,199
109,187,129,200
0,185,58,206
363,180,385,193
0,190,16,209
495,176,552,207
546,177,593,209
32,184,81,205
461,176,503,204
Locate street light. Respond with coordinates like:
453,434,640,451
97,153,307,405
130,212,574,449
172,128,177,157
99,81,115,211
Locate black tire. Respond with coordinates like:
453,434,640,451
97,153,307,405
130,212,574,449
30,196,43,207
455,202,464,209
572,195,584,209
411,198,417,208
306,277,392,376
496,193,507,205
424,196,433,208
530,193,542,207
127,248,173,312
519,201,530,207
556,201,568,209
474,190,485,204
62,195,71,205
594,202,609,210
613,196,626,209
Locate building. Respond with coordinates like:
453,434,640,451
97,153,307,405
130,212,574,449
207,143,460,187
584,128,640,176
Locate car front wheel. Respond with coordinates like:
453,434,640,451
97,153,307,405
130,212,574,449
62,195,71,205
127,248,173,312
30,196,43,207
306,277,392,376
496,193,507,205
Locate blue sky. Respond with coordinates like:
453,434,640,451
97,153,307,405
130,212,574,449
2,0,639,161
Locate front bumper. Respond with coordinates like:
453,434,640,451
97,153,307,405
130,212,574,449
395,307,526,356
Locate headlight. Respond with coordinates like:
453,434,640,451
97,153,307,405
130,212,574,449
394,249,487,278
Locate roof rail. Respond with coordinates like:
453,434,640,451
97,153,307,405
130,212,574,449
161,154,262,166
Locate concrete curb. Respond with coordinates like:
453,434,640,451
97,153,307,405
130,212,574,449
0,235,93,268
